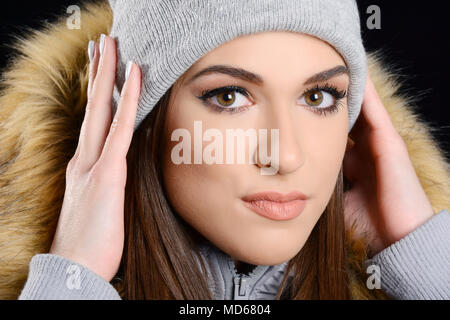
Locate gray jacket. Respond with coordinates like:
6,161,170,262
18,210,450,300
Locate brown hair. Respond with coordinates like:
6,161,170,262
113,85,351,299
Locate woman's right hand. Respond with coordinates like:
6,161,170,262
49,34,142,282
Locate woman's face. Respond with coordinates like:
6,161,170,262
162,31,349,266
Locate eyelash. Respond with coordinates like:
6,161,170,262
197,85,252,114
196,83,347,116
302,84,347,117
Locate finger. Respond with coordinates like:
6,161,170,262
361,71,395,133
78,34,116,170
73,40,101,161
100,62,141,164
87,41,100,98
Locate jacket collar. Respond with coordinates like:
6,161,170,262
196,240,293,300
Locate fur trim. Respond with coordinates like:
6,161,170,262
0,0,448,299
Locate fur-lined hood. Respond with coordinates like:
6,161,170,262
0,0,449,299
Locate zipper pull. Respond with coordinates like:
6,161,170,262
233,275,250,299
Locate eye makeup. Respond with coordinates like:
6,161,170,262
195,82,348,116
196,85,252,114
301,83,347,117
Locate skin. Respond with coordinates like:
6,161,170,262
49,33,434,282
163,31,349,267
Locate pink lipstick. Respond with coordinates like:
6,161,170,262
241,191,308,221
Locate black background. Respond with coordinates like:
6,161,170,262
1,1,449,160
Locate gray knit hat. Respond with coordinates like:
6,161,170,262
108,0,367,132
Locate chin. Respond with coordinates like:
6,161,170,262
226,236,307,266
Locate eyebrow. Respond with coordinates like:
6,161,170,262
185,64,349,86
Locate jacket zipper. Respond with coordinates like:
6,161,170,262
233,274,250,299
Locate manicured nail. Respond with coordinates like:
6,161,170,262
88,40,95,61
125,61,133,80
99,34,106,55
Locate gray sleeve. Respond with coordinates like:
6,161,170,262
364,209,450,300
18,254,122,300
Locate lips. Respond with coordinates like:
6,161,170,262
241,191,308,221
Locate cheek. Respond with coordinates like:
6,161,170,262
162,144,245,256
161,99,239,242
163,160,234,215
305,118,348,212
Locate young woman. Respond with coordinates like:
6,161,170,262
1,0,449,300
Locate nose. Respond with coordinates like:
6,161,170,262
253,104,305,175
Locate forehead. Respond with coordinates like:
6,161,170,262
183,31,346,80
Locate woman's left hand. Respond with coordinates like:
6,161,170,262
343,72,434,257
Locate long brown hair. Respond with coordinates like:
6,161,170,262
113,85,351,299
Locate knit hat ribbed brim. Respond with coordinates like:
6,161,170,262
108,0,367,132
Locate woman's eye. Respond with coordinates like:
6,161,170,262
197,86,253,113
209,90,252,109
197,85,345,114
299,90,335,109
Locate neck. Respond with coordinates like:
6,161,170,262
233,259,256,275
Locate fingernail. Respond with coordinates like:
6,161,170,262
88,40,95,61
125,61,133,80
99,34,106,55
